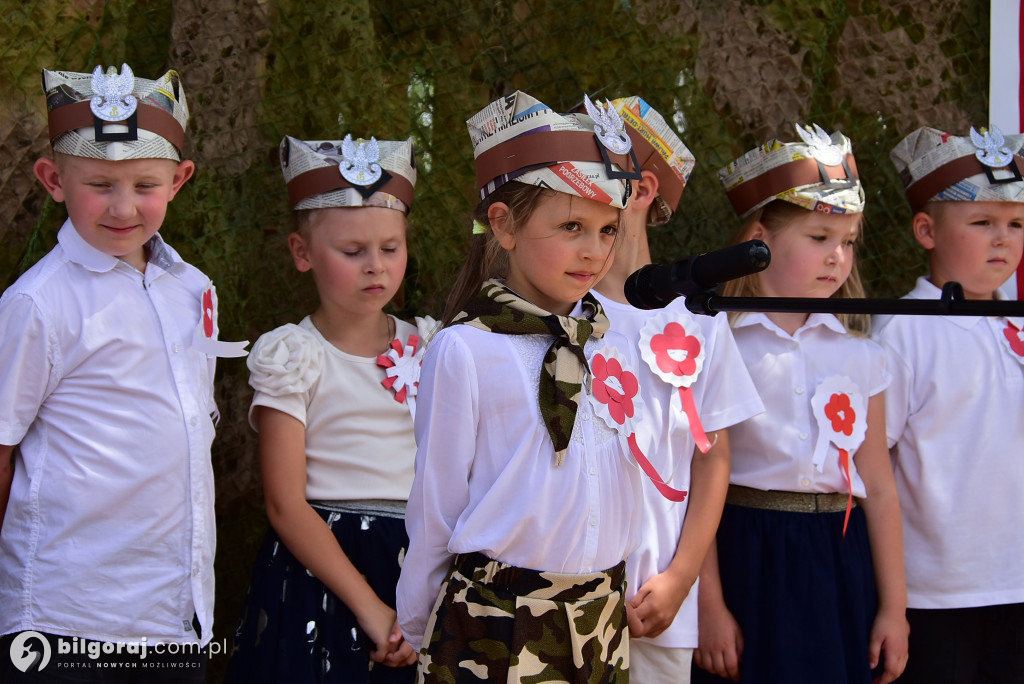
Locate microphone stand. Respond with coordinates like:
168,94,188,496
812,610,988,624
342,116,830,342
683,282,1024,318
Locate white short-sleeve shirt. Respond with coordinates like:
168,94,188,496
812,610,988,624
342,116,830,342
396,308,644,652
0,220,218,645
595,293,763,649
729,313,889,497
874,277,1024,609
246,316,417,501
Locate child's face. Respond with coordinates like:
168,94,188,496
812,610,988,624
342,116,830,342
916,201,1024,300
495,192,619,315
33,155,194,272
753,210,859,299
290,206,408,318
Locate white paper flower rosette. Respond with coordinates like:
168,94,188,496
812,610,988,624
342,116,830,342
589,345,687,502
190,284,249,358
247,324,324,396
1001,319,1024,365
809,375,867,473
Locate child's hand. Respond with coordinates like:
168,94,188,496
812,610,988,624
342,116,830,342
869,608,909,684
625,600,645,637
629,569,693,639
693,602,743,681
358,602,405,664
382,621,417,667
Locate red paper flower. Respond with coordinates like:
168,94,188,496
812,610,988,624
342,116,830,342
592,353,639,426
1004,322,1024,357
824,392,855,436
649,322,702,379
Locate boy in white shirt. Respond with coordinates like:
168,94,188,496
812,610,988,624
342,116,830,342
0,63,244,681
591,96,763,684
875,126,1024,684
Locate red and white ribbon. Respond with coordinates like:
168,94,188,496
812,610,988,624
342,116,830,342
638,311,712,453
810,376,867,535
590,345,687,502
190,285,249,358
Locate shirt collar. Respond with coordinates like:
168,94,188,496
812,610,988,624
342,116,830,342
733,310,846,337
905,276,999,330
57,219,183,279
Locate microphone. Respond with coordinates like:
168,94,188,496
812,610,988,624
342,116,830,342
624,239,771,310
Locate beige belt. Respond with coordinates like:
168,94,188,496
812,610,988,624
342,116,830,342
726,484,855,514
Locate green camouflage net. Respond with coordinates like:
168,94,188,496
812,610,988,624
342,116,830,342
0,0,991,675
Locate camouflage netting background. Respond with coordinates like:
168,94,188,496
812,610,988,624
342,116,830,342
0,0,989,678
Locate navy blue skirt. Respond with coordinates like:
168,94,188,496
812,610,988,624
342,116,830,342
224,505,416,684
691,503,878,684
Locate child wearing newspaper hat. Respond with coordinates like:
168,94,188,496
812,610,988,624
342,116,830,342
589,96,764,684
0,64,247,681
396,91,654,683
224,135,434,684
873,126,1024,684
691,126,909,684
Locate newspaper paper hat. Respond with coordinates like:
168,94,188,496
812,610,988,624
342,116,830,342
280,135,417,212
43,64,189,161
468,91,641,210
719,124,864,218
610,96,696,226
891,125,1024,213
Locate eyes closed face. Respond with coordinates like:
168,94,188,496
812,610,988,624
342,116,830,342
917,201,1024,300
755,210,861,299
34,155,194,272
292,206,408,317
497,191,620,316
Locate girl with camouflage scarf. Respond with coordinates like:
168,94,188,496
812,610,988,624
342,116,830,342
396,91,646,684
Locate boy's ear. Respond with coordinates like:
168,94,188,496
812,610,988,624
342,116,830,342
487,202,516,250
33,157,65,202
630,170,660,210
912,211,937,250
168,160,196,198
288,232,313,272
749,221,767,243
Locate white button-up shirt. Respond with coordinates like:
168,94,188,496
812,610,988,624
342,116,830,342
596,293,764,649
0,221,217,644
875,277,1024,609
728,312,889,497
397,316,643,651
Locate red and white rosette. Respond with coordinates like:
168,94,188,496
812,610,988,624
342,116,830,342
376,316,438,420
590,345,687,502
190,284,249,358
638,311,712,453
1001,319,1024,364
810,375,867,534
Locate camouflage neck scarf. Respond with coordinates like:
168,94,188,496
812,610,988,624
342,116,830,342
452,279,609,465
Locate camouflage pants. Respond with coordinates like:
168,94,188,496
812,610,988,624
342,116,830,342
418,552,629,684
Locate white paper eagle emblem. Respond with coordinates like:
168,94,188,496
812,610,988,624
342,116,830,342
339,135,383,186
970,126,1014,168
796,123,844,167
90,64,138,122
584,95,632,156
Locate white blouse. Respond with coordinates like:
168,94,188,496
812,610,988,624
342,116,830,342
397,319,644,651
728,312,889,497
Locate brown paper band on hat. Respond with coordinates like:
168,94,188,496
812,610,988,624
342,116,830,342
47,100,186,153
474,130,633,190
905,153,1024,213
726,154,859,217
287,166,416,209
624,125,684,211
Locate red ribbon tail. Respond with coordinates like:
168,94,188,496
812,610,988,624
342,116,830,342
627,433,687,502
839,448,853,537
679,387,712,453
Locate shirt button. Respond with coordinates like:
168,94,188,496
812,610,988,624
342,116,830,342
173,343,181,354
799,432,809,440
589,466,597,476
800,478,811,487
190,417,198,428
582,412,590,421
590,517,598,527
795,387,805,395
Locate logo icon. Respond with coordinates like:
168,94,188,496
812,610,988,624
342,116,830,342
9,631,51,673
